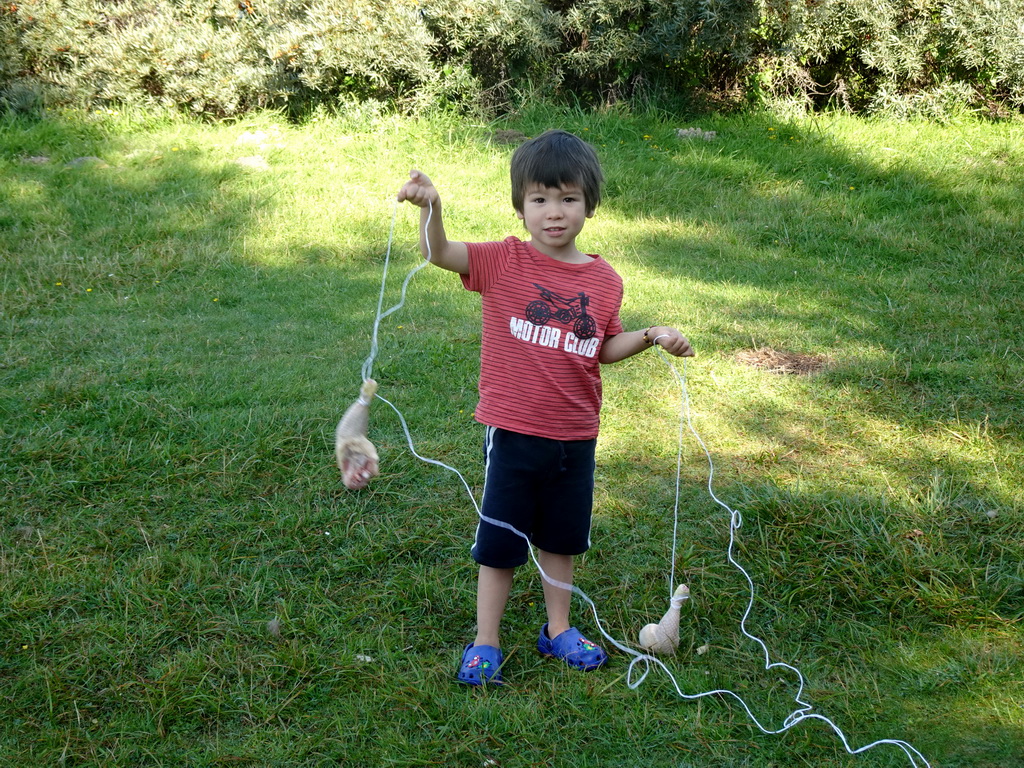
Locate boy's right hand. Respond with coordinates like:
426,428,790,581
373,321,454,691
397,170,439,208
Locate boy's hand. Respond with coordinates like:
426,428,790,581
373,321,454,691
397,170,439,208
650,327,694,357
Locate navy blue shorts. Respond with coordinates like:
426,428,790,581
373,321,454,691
472,426,597,569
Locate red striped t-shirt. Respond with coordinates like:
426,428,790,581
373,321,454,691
461,236,624,440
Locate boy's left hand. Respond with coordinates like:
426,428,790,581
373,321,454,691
649,327,694,357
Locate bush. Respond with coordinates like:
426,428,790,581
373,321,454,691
753,0,1024,115
6,1,282,116
940,0,1024,109
555,0,759,102
866,80,981,122
1,0,1022,117
1,0,561,117
2,0,468,116
419,0,558,110
548,0,1024,116
268,0,436,107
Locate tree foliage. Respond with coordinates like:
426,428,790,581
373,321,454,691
1,0,1022,117
756,0,1024,114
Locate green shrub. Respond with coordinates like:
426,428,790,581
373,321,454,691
9,0,278,116
1,0,560,117
1,0,1022,116
419,0,558,110
267,0,436,106
867,80,981,121
940,0,1024,109
754,0,1024,115
3,0,457,116
551,0,1024,116
555,0,759,102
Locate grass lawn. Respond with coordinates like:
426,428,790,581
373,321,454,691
1,103,1022,767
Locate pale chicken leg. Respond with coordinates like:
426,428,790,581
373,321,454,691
335,379,380,490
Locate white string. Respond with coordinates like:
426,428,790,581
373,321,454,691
646,349,932,767
361,197,433,383
361,198,932,768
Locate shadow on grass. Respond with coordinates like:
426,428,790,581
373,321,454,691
603,113,1023,413
2,109,1022,767
584,112,1023,767
311,112,1023,765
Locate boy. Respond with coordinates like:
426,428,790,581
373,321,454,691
397,129,693,685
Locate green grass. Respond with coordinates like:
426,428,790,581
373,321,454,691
1,103,1022,767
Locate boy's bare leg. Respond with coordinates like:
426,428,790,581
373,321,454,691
538,550,573,639
474,565,514,649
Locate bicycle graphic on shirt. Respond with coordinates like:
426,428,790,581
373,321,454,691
524,283,597,340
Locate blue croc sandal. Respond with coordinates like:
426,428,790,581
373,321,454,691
457,643,504,686
537,624,608,671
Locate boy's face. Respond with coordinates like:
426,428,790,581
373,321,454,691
516,182,593,257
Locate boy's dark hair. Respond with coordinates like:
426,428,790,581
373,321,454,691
510,130,604,215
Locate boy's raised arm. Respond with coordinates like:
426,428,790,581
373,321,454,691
397,170,469,274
